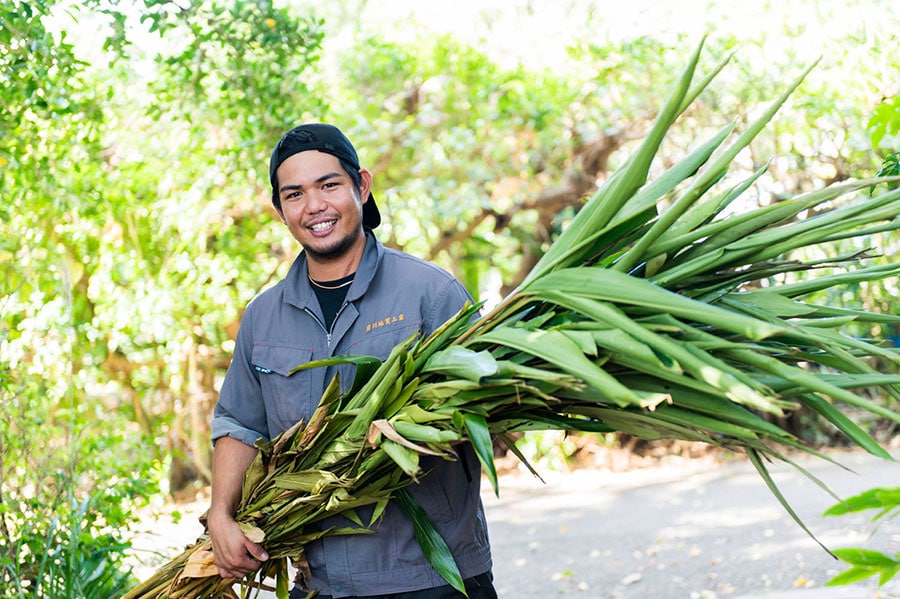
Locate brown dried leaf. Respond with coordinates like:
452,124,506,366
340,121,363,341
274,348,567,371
239,522,266,544
366,420,383,445
298,375,342,449
291,547,313,592
273,417,306,459
368,419,444,456
182,548,220,579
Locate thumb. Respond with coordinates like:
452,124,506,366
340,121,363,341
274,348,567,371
247,542,269,562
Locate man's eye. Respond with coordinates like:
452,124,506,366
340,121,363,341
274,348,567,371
323,182,338,189
284,191,302,201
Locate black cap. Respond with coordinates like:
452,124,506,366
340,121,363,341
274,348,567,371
269,123,380,229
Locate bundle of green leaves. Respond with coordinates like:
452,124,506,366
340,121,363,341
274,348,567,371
124,40,900,599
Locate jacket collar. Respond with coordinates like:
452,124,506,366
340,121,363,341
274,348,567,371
282,230,382,310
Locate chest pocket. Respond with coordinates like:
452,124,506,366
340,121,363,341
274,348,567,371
251,344,317,432
344,320,421,360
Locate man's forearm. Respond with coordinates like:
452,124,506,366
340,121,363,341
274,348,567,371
208,435,269,577
210,435,259,519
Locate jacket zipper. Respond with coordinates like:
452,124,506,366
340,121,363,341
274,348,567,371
304,301,350,349
303,307,329,345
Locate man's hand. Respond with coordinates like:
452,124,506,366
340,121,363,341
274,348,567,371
207,512,269,579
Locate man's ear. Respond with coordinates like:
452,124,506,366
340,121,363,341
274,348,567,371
359,168,373,203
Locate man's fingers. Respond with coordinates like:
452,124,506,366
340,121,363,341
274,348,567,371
209,518,268,579
217,567,241,579
248,543,269,562
217,551,261,579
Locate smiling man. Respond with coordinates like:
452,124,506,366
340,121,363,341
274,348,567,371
208,124,496,599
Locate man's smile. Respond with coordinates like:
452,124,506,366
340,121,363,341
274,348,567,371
309,219,337,233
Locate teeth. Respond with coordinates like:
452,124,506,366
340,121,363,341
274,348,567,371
310,221,336,231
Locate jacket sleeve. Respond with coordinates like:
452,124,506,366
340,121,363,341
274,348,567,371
211,303,270,446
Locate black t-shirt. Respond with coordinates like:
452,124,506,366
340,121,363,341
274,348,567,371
309,273,354,331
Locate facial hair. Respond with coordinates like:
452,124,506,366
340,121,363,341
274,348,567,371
303,224,363,263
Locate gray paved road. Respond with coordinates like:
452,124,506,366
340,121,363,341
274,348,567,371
484,449,900,598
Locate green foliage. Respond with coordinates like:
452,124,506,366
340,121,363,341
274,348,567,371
0,477,146,599
876,152,900,184
0,363,158,597
1,2,144,589
139,0,325,141
869,96,900,151
824,487,900,587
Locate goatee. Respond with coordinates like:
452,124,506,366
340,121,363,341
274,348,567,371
304,227,363,262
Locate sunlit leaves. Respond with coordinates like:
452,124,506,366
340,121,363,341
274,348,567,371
867,91,900,152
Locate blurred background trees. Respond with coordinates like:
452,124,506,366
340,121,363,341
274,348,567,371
1,0,897,593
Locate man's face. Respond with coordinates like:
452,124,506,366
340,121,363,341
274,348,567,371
275,150,371,262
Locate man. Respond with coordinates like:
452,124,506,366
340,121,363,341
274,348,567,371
208,123,496,599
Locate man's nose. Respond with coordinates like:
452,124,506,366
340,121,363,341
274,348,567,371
305,190,329,213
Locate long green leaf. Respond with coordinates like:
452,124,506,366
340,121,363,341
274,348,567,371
526,38,705,281
726,189,900,254
394,489,467,596
746,449,834,556
526,268,783,340
608,121,734,230
650,164,768,251
798,394,892,459
765,263,900,299
456,411,498,496
423,346,499,382
474,325,645,407
725,291,817,317
722,348,900,428
536,291,791,413
571,406,716,442
617,376,793,439
823,487,900,517
614,60,818,274
662,178,889,265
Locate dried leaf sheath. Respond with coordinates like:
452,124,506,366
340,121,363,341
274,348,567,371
125,40,900,598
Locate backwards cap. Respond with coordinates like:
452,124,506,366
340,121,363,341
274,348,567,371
269,123,380,229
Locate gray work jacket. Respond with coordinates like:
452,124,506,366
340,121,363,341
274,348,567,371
212,231,492,597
